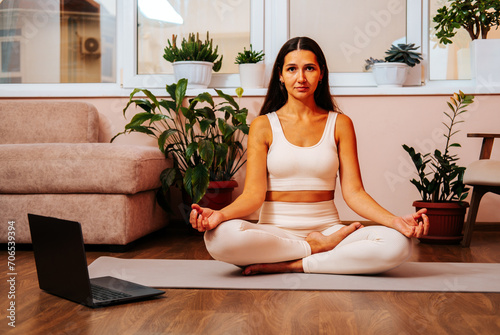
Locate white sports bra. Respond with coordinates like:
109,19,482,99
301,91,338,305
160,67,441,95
266,111,339,191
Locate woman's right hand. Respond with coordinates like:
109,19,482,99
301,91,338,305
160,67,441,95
189,204,224,232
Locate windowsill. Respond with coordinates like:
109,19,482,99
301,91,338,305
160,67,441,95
0,80,499,98
192,80,500,97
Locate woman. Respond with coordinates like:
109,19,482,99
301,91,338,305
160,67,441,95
190,37,429,275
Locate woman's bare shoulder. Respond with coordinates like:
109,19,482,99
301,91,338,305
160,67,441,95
334,113,356,142
335,113,355,131
335,113,353,125
249,115,272,144
250,114,272,131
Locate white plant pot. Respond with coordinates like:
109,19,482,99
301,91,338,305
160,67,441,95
470,39,500,85
238,63,265,88
404,63,422,86
172,61,213,89
372,63,409,87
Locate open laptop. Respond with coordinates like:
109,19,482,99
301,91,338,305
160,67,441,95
28,213,165,308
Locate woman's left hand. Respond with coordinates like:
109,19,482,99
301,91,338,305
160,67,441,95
391,208,430,238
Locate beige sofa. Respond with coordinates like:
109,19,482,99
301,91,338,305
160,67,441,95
0,100,170,247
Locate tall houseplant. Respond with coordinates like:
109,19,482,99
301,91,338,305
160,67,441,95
433,1,500,82
403,91,475,243
365,43,423,87
433,0,500,44
163,32,223,88
112,79,249,208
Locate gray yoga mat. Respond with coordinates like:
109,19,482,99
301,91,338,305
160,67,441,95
88,257,500,292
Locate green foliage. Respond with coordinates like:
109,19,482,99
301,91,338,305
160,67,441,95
384,43,423,67
364,44,422,70
433,0,500,45
163,32,223,72
403,91,474,202
234,44,265,64
112,79,249,204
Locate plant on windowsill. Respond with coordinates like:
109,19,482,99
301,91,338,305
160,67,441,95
403,91,475,244
432,0,500,82
235,44,265,64
235,44,266,88
364,43,422,87
163,32,223,89
432,0,500,44
111,78,249,215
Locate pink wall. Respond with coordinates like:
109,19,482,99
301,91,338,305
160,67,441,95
335,94,500,222
13,93,499,222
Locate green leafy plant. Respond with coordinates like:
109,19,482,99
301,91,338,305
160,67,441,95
163,32,223,72
111,79,249,204
234,44,265,64
433,0,500,45
403,91,474,202
364,43,422,70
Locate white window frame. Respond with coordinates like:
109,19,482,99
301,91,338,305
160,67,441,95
122,0,264,90
284,0,422,88
123,0,421,90
1,0,499,97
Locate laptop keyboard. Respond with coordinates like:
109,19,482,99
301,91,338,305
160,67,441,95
91,284,133,301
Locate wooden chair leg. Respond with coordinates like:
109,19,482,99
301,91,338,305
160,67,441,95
461,187,487,247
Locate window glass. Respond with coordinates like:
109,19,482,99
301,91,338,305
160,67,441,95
0,0,116,84
429,0,500,80
137,0,251,75
289,0,407,73
1,40,20,72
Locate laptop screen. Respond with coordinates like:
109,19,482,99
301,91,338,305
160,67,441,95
29,214,94,305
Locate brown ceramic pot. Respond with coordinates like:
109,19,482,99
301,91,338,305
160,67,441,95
413,200,469,244
198,180,238,210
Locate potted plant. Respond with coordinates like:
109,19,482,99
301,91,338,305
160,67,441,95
432,0,500,82
365,43,422,87
235,44,265,88
112,79,249,214
163,32,223,89
403,91,475,244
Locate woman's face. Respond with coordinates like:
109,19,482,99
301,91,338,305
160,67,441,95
280,49,323,101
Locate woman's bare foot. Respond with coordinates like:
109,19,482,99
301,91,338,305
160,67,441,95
306,222,363,254
241,223,363,276
243,259,303,276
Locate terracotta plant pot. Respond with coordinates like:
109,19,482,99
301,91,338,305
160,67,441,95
179,180,238,234
413,200,469,244
197,180,238,210
182,180,238,212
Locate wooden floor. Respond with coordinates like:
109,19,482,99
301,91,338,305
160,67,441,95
2,223,500,335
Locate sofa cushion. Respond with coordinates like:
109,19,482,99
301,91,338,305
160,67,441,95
0,143,170,194
0,101,99,144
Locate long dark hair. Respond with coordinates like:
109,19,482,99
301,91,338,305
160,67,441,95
259,36,340,115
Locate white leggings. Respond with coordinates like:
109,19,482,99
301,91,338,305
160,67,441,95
204,201,412,274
